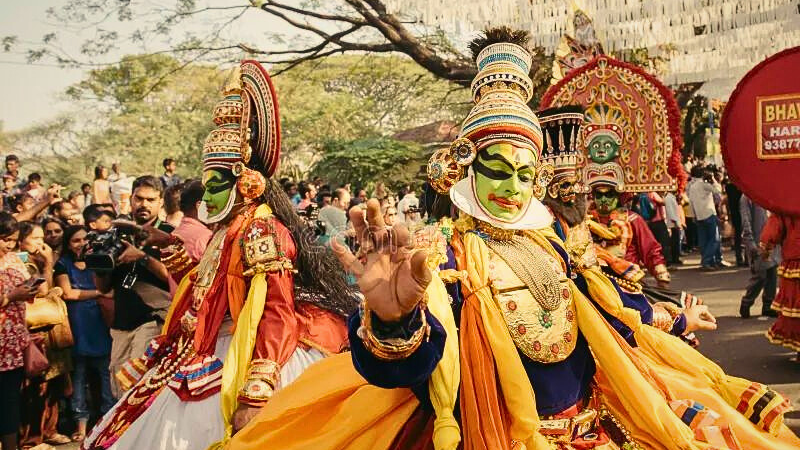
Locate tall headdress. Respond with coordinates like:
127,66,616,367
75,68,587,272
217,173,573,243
201,60,281,221
541,56,686,193
580,103,627,190
538,105,584,183
582,103,624,147
427,28,552,229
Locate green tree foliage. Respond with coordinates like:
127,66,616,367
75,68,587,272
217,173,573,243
7,116,95,189
10,53,469,188
274,54,470,177
69,54,226,177
9,54,224,188
311,137,427,190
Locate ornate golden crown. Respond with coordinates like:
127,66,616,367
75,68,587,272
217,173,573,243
202,67,252,173
582,103,625,145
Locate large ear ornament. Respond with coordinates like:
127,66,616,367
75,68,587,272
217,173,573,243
534,162,554,200
547,182,560,200
236,165,267,200
450,137,477,166
427,147,465,194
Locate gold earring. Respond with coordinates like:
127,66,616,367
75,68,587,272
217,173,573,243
535,163,555,200
534,184,546,200
548,182,560,199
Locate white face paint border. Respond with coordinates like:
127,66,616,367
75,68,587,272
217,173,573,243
449,167,553,230
198,182,238,225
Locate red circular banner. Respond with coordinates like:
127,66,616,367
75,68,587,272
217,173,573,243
721,46,800,217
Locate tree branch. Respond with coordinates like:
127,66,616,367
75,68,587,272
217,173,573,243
263,1,366,25
269,45,377,76
342,0,474,85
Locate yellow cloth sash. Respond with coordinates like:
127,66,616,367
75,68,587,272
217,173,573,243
461,231,549,448
161,267,196,334
425,270,462,450
209,203,272,449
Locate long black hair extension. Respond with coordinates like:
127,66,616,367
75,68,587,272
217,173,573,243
262,178,359,317
420,182,456,221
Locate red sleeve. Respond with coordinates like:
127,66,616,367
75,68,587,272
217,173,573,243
628,213,666,275
238,217,300,406
252,218,300,365
760,214,786,248
252,270,299,365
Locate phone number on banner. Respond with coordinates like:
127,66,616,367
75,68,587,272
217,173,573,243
763,139,800,151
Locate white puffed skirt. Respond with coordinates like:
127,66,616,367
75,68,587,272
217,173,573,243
84,332,324,450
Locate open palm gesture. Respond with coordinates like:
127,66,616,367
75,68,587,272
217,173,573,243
332,199,431,323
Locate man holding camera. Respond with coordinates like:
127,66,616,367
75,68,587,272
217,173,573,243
94,176,173,397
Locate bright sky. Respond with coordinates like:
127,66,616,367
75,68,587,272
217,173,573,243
0,1,300,132
0,1,85,132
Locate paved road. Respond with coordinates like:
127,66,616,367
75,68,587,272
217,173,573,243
670,249,800,435
56,250,799,450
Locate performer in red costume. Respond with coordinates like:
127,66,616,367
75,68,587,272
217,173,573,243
82,60,356,450
762,215,800,357
590,186,670,286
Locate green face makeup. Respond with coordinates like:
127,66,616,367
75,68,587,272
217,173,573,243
593,187,620,215
588,135,620,164
473,143,536,221
202,169,235,217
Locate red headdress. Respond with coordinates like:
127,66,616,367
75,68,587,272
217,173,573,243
541,56,686,193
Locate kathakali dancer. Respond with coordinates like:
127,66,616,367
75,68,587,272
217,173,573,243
537,105,698,343
222,29,799,450
540,54,703,315
82,60,356,450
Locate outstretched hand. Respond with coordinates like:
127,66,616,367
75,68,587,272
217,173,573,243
684,304,717,333
332,199,431,323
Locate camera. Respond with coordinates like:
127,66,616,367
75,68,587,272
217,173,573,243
297,203,325,237
83,227,140,271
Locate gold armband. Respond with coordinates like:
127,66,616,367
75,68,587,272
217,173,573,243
242,258,294,277
238,359,280,404
161,244,193,274
358,295,430,361
652,302,682,332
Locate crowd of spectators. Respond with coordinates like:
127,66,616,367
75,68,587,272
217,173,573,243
0,155,187,450
281,178,422,244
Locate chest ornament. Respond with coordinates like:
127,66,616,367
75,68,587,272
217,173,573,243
485,235,578,363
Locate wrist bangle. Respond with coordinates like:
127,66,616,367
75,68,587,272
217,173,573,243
359,294,430,361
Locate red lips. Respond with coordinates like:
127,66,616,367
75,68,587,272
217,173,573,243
487,193,521,209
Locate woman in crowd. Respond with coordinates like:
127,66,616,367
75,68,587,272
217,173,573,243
91,166,111,206
0,212,39,450
18,222,54,288
42,218,65,261
17,221,73,449
54,225,114,442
